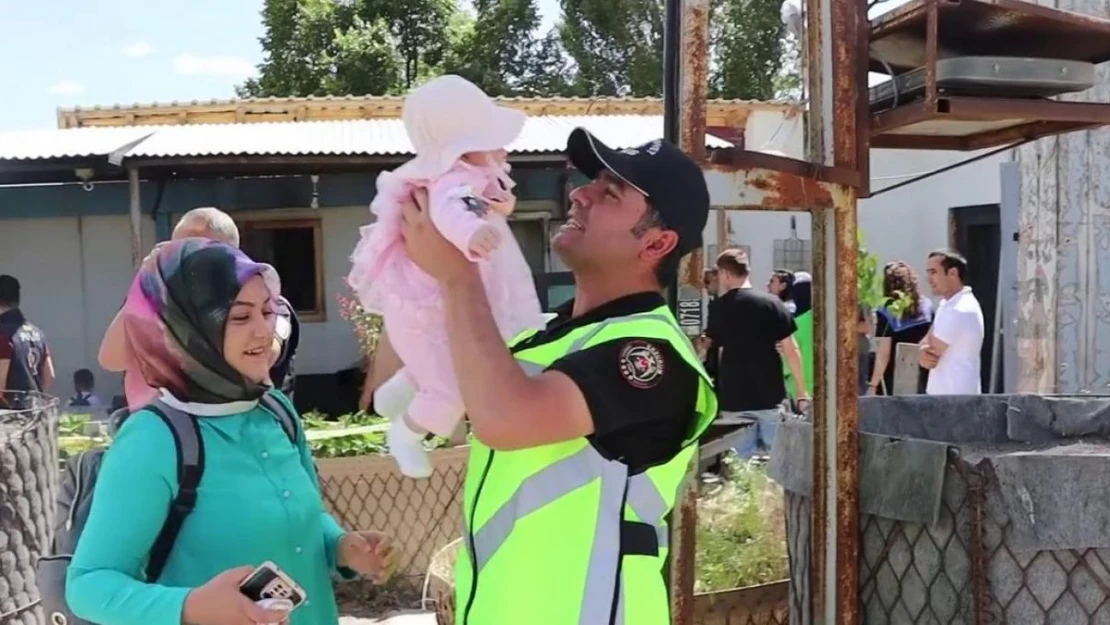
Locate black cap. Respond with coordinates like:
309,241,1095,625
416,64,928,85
566,128,709,256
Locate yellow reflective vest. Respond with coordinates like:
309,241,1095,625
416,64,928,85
455,305,718,625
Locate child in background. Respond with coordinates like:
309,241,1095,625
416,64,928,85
348,75,546,478
67,368,104,409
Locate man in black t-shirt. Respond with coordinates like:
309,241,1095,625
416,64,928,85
701,250,808,455
0,275,55,409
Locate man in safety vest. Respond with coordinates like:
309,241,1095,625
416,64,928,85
399,127,717,625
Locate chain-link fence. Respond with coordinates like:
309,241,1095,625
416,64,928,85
693,582,790,625
0,391,59,625
315,446,468,587
786,446,1110,625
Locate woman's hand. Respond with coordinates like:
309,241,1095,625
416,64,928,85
183,566,289,625
338,531,398,584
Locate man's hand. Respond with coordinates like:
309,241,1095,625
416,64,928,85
695,334,711,359
919,344,939,369
399,188,473,284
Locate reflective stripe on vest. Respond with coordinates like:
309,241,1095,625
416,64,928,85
467,444,672,572
459,306,717,625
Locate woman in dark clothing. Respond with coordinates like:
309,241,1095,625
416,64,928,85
866,261,933,395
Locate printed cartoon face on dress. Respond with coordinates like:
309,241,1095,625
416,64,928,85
223,275,277,384
556,170,674,274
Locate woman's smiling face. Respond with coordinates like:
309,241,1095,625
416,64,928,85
223,275,276,384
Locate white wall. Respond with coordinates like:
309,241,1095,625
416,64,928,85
703,143,1012,284
0,215,156,401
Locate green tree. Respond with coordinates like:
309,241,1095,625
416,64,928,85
557,0,664,96
710,0,786,100
448,0,570,96
362,0,456,89
238,0,454,97
555,0,789,99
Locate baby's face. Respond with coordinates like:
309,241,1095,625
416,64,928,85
463,149,508,167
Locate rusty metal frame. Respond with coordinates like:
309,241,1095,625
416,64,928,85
665,0,865,622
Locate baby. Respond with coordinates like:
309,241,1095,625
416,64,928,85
348,75,546,478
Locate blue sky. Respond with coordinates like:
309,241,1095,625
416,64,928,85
1,0,897,132
0,0,562,131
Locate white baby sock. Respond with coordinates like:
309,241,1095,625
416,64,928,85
374,371,416,421
388,418,433,479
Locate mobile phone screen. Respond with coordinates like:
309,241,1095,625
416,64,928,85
239,565,305,608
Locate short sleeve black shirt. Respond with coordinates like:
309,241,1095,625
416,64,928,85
512,292,701,475
0,308,49,395
705,287,796,411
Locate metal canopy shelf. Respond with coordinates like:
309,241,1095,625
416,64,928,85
869,0,1110,74
870,96,1110,150
867,0,1110,151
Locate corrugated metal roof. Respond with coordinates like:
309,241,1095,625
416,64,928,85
0,126,155,161
124,115,732,158
0,115,732,163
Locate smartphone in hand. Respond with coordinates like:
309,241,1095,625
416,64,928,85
238,561,308,612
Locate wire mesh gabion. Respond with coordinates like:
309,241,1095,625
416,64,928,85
0,391,59,625
314,447,469,587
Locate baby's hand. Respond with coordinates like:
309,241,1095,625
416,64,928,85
467,223,502,259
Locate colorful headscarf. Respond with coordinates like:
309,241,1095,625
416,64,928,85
123,238,282,404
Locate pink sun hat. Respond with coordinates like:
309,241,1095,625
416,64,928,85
394,74,527,180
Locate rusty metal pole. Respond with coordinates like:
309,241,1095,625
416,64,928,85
831,0,864,620
807,0,864,621
665,0,711,624
804,0,829,621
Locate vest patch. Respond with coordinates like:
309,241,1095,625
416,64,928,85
618,340,665,388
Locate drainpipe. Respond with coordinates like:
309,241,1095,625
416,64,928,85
128,166,142,269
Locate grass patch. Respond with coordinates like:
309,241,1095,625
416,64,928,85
695,455,788,592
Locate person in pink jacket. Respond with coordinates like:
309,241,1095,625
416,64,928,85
348,75,546,478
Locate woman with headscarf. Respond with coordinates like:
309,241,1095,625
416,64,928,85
783,272,814,401
866,261,933,395
67,239,396,625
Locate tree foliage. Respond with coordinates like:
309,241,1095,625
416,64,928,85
448,0,571,96
240,0,793,101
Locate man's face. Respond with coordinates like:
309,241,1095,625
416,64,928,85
555,171,663,272
925,256,954,295
704,271,719,295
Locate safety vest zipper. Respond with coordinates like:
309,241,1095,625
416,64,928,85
462,447,495,625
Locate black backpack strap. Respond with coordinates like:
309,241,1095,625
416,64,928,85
143,401,204,582
259,391,299,445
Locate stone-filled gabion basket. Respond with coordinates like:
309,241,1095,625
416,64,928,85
771,394,1110,625
0,392,59,625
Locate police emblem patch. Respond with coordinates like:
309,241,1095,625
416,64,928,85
618,340,665,389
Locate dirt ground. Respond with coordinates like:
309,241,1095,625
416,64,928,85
339,612,436,625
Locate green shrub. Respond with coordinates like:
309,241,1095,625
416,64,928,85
695,455,789,592
304,410,449,459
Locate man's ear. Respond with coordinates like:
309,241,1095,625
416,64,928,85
641,230,679,263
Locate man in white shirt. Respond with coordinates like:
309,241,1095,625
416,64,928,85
920,249,985,394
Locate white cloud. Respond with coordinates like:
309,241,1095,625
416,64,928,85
173,54,257,78
48,81,84,96
124,42,153,58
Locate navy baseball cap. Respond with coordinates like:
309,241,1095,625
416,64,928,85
566,128,710,256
